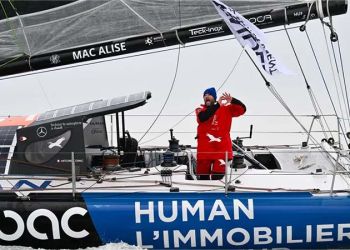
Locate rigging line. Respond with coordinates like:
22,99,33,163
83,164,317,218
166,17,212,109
331,40,350,129
36,78,53,109
138,44,181,144
284,26,328,139
7,0,32,59
268,83,329,150
244,49,345,168
321,24,347,132
325,0,335,35
305,29,339,139
139,48,244,145
0,0,26,56
300,1,315,30
0,55,24,69
309,88,334,139
123,113,336,117
308,28,349,146
137,0,184,144
308,89,329,139
337,39,350,128
119,0,164,41
305,30,344,134
217,48,244,91
330,41,350,129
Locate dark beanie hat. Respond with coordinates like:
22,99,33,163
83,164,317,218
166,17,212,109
203,87,217,100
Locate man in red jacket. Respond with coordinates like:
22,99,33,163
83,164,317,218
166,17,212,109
196,87,246,180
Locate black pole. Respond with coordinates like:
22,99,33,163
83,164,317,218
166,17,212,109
122,111,126,152
0,0,347,78
116,113,120,155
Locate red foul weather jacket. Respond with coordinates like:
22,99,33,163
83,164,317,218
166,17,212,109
196,98,246,160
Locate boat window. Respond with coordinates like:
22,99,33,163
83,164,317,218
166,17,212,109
254,153,281,170
24,130,71,164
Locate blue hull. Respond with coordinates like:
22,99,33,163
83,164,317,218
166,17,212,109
0,192,349,249
83,192,350,249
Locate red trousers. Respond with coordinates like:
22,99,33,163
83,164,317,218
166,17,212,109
196,159,226,180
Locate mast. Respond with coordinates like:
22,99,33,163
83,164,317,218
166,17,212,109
0,0,347,78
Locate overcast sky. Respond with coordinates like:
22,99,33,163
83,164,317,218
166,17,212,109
1,10,349,148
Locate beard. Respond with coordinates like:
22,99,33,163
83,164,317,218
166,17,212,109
205,100,212,106
205,98,215,107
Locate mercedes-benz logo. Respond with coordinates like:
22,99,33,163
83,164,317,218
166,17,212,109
36,127,47,138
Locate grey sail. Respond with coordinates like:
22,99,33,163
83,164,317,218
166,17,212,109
0,0,347,77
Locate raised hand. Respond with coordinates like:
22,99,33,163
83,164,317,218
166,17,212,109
219,92,232,105
218,95,225,105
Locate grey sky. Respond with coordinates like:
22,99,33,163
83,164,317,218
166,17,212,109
1,10,349,147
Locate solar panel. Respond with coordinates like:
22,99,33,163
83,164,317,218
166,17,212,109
74,102,94,114
0,126,17,146
91,100,108,110
56,107,72,117
32,91,151,125
37,110,55,121
128,92,145,102
110,96,127,106
0,147,10,170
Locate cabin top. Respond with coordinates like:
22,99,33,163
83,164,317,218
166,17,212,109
30,91,151,126
0,91,151,176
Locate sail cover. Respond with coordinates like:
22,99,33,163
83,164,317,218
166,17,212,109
0,0,347,77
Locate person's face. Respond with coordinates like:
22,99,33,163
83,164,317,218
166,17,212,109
203,94,215,106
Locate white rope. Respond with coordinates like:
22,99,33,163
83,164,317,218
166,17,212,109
119,0,164,41
316,0,325,19
322,24,348,133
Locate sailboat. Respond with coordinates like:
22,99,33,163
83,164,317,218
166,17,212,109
0,0,350,249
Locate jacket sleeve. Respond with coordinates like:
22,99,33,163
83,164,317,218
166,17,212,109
229,98,246,117
196,103,220,122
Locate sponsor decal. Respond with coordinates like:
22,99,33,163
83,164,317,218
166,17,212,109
89,121,105,126
145,37,153,45
57,159,84,163
145,36,165,46
48,137,65,149
188,25,224,38
206,133,221,142
0,180,50,191
50,122,82,130
0,207,88,241
248,15,273,24
36,127,47,138
11,180,51,190
134,198,350,248
49,54,61,65
72,42,127,61
19,136,27,142
91,129,103,135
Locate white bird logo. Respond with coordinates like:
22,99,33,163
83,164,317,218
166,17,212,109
218,159,226,165
48,137,65,149
207,133,221,142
